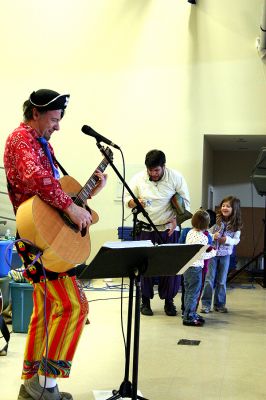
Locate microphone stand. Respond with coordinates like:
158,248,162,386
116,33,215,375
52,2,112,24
95,141,163,400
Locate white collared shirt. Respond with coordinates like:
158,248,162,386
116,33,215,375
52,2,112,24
124,167,190,228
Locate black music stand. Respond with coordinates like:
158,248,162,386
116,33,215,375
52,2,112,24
79,242,205,400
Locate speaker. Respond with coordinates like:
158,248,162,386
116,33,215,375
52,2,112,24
251,147,266,196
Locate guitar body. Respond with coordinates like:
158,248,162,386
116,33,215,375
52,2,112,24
16,175,99,273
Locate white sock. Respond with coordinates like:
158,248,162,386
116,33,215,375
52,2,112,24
38,375,57,388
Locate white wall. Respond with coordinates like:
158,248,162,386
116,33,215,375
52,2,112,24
0,0,265,259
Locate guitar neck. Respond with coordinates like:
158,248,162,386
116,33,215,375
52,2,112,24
75,157,109,205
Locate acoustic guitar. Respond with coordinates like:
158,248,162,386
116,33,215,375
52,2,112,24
16,147,113,273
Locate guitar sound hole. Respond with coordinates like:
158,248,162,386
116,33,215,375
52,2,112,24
60,212,88,237
59,194,91,236
81,227,86,237
61,213,79,232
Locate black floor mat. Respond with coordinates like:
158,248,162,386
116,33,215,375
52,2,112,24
177,339,200,345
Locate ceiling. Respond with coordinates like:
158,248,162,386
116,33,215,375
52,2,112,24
204,135,266,152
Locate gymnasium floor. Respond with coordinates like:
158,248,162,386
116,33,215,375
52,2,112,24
1,278,266,400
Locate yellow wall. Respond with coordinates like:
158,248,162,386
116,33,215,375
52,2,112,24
0,0,265,259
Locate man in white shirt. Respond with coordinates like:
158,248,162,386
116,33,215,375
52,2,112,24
125,149,190,316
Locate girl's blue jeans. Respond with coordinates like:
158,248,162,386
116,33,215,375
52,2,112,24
201,255,230,308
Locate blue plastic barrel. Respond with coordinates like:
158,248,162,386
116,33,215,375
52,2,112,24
0,240,13,277
10,282,33,333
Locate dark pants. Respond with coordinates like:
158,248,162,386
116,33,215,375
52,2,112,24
137,229,181,301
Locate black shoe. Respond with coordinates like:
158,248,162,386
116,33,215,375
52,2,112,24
195,313,205,323
164,300,177,316
183,318,204,327
141,303,153,316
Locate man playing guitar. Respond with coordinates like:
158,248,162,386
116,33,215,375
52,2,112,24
4,89,107,400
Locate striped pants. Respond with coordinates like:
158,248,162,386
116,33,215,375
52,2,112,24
22,275,88,380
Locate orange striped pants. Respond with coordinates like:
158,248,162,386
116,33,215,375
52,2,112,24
22,275,88,380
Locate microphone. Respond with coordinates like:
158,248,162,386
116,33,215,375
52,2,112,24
81,125,120,149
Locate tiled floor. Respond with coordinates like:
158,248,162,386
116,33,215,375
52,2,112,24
1,278,266,400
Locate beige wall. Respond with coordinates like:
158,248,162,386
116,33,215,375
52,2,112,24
0,0,265,259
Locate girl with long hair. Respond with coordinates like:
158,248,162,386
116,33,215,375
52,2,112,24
200,196,242,313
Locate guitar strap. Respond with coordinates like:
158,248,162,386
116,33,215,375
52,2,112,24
37,138,73,178
38,137,69,176
36,137,69,177
53,156,69,176
37,137,60,179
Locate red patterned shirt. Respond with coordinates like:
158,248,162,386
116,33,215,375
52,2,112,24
4,122,73,212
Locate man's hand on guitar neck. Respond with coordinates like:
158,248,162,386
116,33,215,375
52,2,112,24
62,170,107,232
64,203,92,232
90,170,107,197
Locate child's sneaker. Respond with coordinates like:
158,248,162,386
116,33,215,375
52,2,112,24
183,317,204,327
200,305,210,314
214,305,228,313
195,313,205,323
